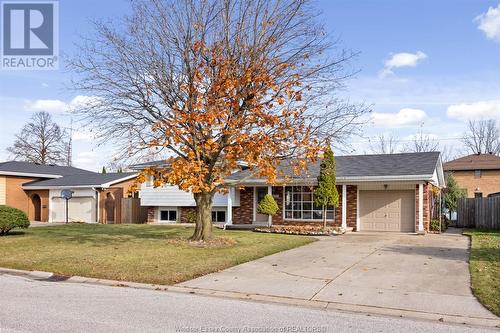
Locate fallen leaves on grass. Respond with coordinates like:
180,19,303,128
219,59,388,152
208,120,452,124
166,237,237,248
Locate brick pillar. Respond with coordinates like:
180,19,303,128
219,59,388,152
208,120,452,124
147,207,156,224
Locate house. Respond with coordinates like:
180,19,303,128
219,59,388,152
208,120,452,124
0,161,137,223
133,152,445,233
443,153,500,198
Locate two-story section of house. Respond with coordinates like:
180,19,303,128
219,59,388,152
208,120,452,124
443,153,500,198
130,160,240,224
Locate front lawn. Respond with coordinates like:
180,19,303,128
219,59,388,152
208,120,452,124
0,224,315,285
464,229,500,316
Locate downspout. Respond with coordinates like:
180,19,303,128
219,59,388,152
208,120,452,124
93,187,100,224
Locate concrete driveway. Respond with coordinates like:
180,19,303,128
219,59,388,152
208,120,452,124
180,230,498,325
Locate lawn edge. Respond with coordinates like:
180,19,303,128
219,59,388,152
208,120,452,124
462,229,500,317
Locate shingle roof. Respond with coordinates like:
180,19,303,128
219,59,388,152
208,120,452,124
443,153,500,171
23,172,137,188
0,161,94,177
227,152,441,183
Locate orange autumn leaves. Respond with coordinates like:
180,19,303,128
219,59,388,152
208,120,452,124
132,41,320,194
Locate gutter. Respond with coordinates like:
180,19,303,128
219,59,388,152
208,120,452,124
225,174,436,186
0,171,62,178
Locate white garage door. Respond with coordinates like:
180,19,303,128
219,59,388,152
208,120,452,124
51,197,96,223
359,190,415,232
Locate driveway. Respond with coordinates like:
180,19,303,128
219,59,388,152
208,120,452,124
180,230,498,324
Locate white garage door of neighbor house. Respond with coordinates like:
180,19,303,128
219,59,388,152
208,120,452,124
51,197,96,223
360,190,415,232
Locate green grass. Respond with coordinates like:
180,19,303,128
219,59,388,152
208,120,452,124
0,224,315,285
464,229,500,316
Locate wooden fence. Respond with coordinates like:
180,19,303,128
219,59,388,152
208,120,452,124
456,197,500,229
121,198,148,224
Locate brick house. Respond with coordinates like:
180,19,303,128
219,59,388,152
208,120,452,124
0,161,138,223
443,153,500,198
135,152,445,233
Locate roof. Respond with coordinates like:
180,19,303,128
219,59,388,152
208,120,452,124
129,160,169,170
22,172,137,188
443,153,500,171
0,161,94,178
129,159,249,170
227,152,442,184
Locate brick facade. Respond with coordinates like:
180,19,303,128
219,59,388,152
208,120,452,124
448,170,500,198
415,183,431,232
179,207,197,223
232,185,358,230
232,187,253,224
147,207,156,223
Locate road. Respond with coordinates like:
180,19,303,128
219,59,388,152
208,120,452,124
0,274,495,333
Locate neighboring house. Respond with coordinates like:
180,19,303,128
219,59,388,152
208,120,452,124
133,152,445,233
0,161,137,223
443,153,500,198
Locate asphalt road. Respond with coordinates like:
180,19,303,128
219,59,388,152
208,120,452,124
0,274,495,333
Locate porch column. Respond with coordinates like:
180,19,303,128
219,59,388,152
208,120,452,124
341,184,347,229
267,186,272,227
418,183,424,232
226,187,233,225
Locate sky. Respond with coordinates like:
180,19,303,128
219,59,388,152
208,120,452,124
1,0,500,171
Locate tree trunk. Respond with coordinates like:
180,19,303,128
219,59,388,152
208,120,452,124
191,192,214,241
322,205,326,230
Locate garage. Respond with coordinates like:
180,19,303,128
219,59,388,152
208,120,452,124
51,197,96,223
359,190,415,232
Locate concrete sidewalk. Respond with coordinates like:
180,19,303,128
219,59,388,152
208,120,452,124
180,232,499,327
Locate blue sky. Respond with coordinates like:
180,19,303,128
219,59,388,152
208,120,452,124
1,0,500,171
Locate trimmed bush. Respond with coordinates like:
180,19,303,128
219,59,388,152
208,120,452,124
0,205,30,236
257,194,279,216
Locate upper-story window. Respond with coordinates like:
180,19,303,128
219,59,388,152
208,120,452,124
145,175,154,187
474,170,481,178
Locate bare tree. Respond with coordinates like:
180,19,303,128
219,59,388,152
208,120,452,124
370,133,399,154
70,0,369,240
7,112,71,165
403,131,439,153
462,119,500,155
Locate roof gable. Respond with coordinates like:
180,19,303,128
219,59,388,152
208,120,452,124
443,154,500,171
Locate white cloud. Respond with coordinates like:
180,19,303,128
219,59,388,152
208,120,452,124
372,108,429,127
25,99,68,113
447,100,500,121
24,95,100,113
380,51,428,77
41,83,49,88
475,4,500,42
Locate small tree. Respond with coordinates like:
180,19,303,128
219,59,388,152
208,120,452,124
0,205,30,236
443,174,466,220
257,194,279,216
314,147,339,229
101,166,107,174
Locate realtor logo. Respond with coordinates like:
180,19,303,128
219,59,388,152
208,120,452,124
1,1,58,70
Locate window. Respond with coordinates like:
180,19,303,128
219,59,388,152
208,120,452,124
474,192,483,198
160,210,177,222
284,186,335,221
212,210,226,223
145,175,154,187
474,170,481,178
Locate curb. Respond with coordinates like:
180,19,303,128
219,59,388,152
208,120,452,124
1,267,499,329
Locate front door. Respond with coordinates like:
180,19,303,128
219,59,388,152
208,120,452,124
254,187,269,224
